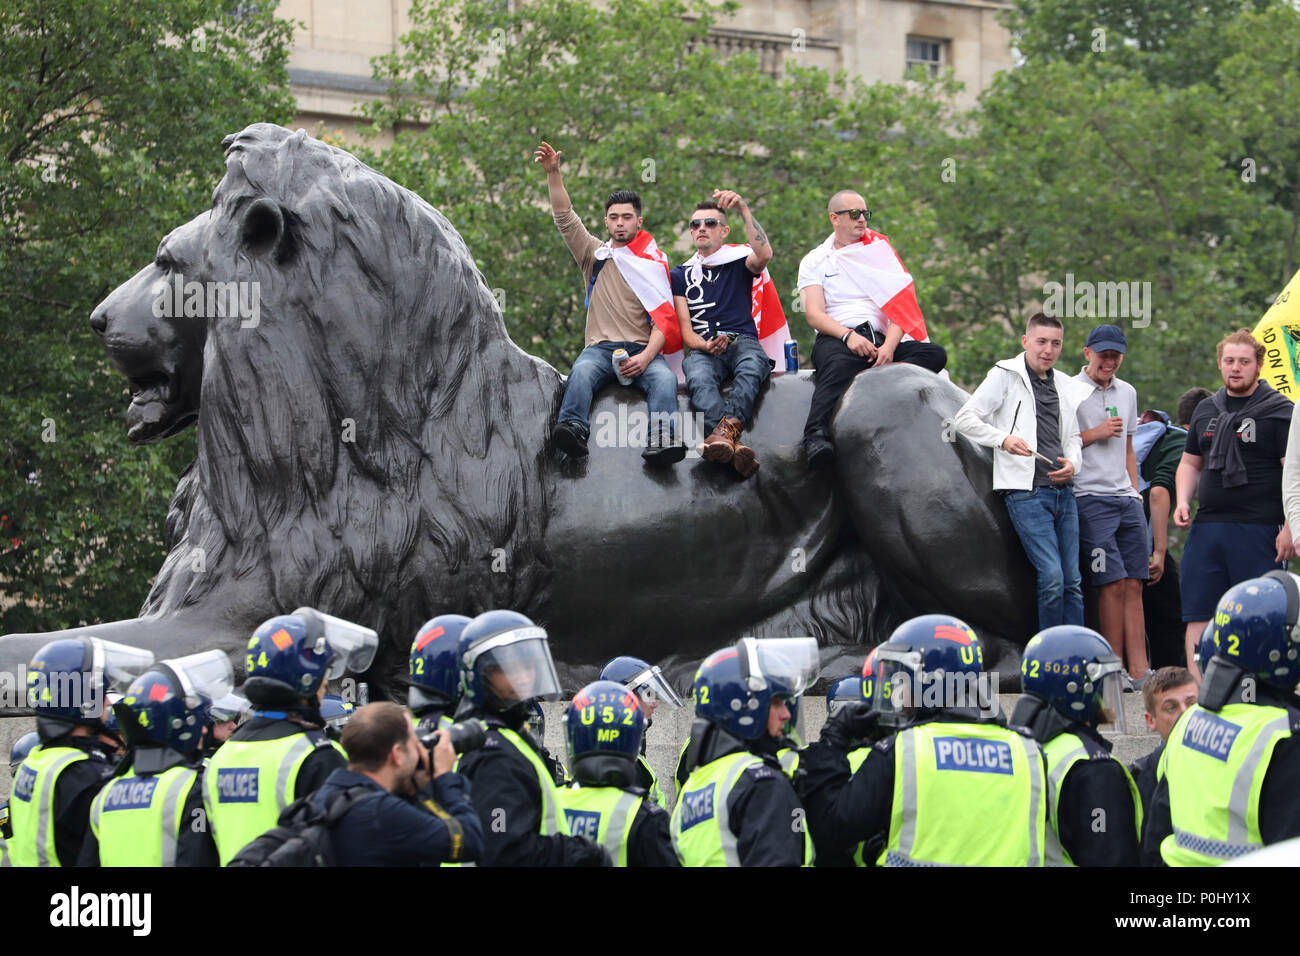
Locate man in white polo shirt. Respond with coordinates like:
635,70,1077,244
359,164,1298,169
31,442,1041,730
1074,324,1149,687
796,189,947,469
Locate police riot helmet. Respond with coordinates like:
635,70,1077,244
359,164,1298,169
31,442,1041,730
861,647,880,706
1018,626,1127,733
209,692,251,725
692,637,819,741
869,615,985,727
563,680,645,786
408,614,472,714
1208,572,1300,692
27,637,154,739
827,675,865,720
320,694,356,736
118,650,235,753
458,610,562,714
9,732,39,774
243,609,377,704
599,656,684,712
1194,620,1219,673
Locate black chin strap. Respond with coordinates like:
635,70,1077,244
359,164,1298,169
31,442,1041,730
1007,694,1075,744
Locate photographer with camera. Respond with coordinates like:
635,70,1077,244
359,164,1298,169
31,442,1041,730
307,701,484,866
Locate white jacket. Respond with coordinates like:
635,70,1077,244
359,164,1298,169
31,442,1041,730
953,353,1090,491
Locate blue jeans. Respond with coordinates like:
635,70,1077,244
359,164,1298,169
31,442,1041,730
1003,485,1084,631
682,335,770,431
556,342,678,435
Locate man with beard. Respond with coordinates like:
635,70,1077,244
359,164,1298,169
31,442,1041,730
1175,328,1296,679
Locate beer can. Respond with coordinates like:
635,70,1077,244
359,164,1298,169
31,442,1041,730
612,348,632,385
1105,405,1118,419
784,340,799,373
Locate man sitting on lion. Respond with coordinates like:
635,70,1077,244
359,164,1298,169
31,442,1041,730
535,141,686,466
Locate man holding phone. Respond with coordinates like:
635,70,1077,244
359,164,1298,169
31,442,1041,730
954,313,1093,630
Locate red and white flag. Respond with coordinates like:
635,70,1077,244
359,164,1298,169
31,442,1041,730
663,244,792,383
593,230,680,352
811,229,928,342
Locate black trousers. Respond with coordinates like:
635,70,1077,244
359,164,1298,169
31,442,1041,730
803,324,948,437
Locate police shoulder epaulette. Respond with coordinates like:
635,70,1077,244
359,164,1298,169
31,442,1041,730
747,764,780,781
481,733,501,750
872,735,897,754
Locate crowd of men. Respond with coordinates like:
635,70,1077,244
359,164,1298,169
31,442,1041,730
5,159,1300,867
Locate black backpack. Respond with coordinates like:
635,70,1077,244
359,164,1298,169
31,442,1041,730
226,784,378,867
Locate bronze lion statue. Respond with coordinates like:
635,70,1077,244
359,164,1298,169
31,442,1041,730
0,124,1037,698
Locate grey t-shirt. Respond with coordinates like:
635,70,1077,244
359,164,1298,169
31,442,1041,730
1073,369,1140,498
1028,359,1066,487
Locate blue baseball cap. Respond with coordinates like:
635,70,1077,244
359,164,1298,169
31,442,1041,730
1085,324,1127,354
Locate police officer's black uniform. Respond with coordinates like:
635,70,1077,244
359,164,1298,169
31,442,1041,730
1129,741,1162,846
677,719,806,866
33,734,117,866
1047,722,1140,866
799,706,1018,863
456,710,607,866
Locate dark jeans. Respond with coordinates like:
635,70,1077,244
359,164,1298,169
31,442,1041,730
682,335,771,431
556,342,678,435
1003,485,1085,631
803,324,948,437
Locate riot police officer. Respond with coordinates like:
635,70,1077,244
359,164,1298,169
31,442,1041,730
814,654,890,867
204,608,377,865
599,655,683,808
9,637,154,867
1009,626,1141,865
79,650,233,866
0,732,40,865
408,614,473,734
556,680,679,866
671,637,819,866
801,615,1047,866
1144,572,1300,864
453,609,608,866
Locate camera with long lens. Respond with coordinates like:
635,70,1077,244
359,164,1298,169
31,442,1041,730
417,718,488,756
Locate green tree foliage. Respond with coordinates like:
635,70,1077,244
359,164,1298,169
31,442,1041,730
358,0,959,370
1,0,296,632
911,1,1300,412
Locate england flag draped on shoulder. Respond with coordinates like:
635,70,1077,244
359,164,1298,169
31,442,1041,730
592,229,681,350
806,229,929,342
661,243,792,383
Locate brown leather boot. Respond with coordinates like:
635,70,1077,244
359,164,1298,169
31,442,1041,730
701,416,742,464
731,436,759,479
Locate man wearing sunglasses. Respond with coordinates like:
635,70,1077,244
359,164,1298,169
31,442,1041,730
797,190,947,469
670,192,774,478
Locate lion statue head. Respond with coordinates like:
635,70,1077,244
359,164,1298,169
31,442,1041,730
91,124,563,684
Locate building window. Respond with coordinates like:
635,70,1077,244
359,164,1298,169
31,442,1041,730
905,37,946,78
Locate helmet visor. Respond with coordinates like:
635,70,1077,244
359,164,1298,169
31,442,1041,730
209,692,251,724
90,638,156,693
164,650,235,709
294,608,379,679
627,665,684,709
1089,661,1128,734
476,633,562,704
738,637,820,698
869,648,922,726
